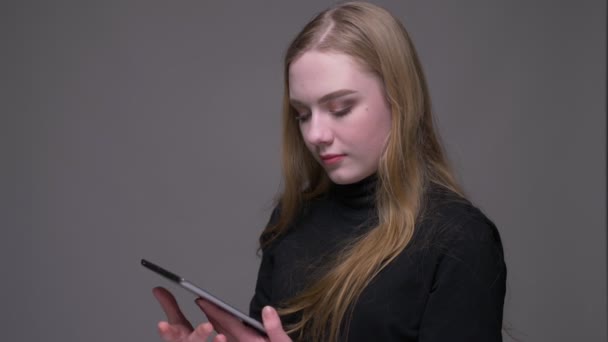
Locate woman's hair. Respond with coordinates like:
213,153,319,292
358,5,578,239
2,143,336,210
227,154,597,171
261,2,462,341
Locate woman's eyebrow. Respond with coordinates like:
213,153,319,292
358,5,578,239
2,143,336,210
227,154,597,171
290,89,358,107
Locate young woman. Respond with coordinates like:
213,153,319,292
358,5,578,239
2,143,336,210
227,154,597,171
153,2,506,341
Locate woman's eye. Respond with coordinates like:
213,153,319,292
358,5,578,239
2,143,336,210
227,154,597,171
295,112,311,122
332,106,352,117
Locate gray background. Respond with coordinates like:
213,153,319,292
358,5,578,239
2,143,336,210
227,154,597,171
3,0,606,341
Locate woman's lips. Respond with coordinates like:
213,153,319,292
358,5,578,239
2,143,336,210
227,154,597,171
320,154,346,165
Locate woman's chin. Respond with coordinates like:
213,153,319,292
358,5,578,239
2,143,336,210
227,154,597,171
326,170,371,185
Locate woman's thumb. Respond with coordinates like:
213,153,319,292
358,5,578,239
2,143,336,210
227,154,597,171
262,306,291,342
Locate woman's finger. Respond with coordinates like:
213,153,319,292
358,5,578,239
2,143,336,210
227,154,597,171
158,321,215,342
213,333,228,342
158,321,189,341
196,298,265,341
186,322,215,342
153,287,193,329
206,316,227,338
262,306,292,342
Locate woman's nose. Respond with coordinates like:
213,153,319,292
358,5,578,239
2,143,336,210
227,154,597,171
302,113,334,146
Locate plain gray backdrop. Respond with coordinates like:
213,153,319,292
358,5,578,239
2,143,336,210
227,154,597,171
3,0,606,341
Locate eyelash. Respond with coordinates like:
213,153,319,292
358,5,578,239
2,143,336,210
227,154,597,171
333,107,352,117
294,114,310,122
294,107,352,123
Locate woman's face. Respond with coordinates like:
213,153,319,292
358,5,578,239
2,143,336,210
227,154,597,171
289,51,392,185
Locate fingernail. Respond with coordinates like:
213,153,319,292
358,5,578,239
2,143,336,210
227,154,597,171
262,306,275,320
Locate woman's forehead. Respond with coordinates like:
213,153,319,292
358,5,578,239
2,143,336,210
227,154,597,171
288,51,379,104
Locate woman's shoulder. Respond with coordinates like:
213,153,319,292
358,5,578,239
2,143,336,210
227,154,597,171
258,193,335,251
417,183,503,248
259,204,283,250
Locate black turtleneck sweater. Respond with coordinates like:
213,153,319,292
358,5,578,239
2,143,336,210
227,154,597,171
249,177,506,341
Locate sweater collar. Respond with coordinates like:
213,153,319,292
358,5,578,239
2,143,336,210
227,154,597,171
329,174,377,210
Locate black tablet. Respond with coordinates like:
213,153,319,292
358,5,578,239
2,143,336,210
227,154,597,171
141,259,266,335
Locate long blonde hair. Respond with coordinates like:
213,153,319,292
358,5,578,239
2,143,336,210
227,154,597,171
261,2,462,341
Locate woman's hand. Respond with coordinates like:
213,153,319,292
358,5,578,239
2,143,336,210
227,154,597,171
153,287,292,342
153,286,218,342
196,298,292,342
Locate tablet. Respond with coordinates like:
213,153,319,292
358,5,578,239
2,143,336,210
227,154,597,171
141,259,267,335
